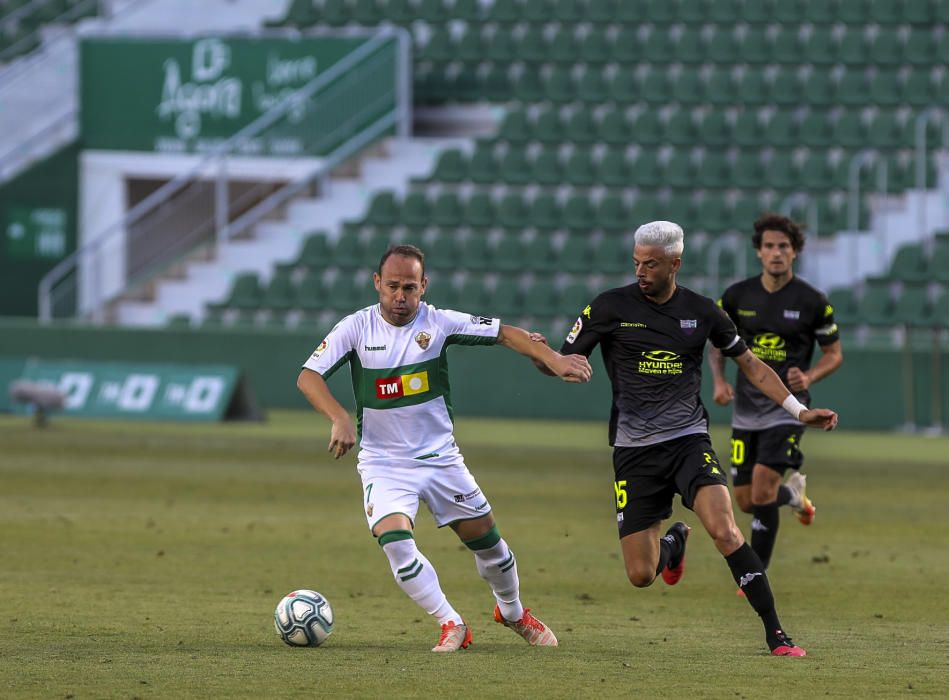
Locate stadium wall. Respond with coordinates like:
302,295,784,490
0,319,945,431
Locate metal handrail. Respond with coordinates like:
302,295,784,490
38,28,406,321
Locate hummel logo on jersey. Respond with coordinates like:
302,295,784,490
739,572,763,587
469,315,493,325
365,344,386,351
375,371,430,399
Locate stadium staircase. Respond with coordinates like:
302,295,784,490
0,0,288,182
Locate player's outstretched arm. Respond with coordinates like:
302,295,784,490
297,368,358,458
708,345,734,406
732,350,838,431
497,324,592,383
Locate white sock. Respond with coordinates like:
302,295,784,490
473,538,524,622
381,537,462,625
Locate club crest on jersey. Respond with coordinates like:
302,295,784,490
783,309,801,320
312,339,328,357
375,371,430,399
680,319,697,335
366,503,373,517
415,331,431,350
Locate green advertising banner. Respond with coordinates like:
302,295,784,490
11,358,260,421
5,206,68,261
80,35,393,156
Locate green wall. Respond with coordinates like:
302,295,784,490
0,144,79,316
1,319,946,431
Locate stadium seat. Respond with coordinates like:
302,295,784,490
891,284,932,327
770,27,802,65
365,192,399,228
930,240,949,284
697,111,730,148
497,192,530,230
855,280,894,325
798,153,839,192
663,110,697,146
827,288,858,326
554,233,592,272
768,67,804,106
608,72,639,103
772,0,805,23
735,68,767,105
630,148,662,187
629,112,663,146
521,279,561,317
707,0,740,22
519,27,548,63
641,68,673,105
869,70,901,107
427,234,459,271
485,28,517,64
498,110,531,143
492,232,524,273
563,195,596,232
645,0,676,23
417,0,447,22
697,150,730,189
468,143,499,184
598,151,630,188
629,196,660,227
902,70,936,107
535,108,565,144
730,193,765,231
521,235,557,272
704,67,737,106
832,110,867,149
803,27,837,65
529,194,562,230
903,29,938,65
799,111,834,147
401,192,432,229
869,0,901,24
531,147,564,186
490,277,524,317
903,0,934,23
741,0,771,23
591,234,632,273
577,68,609,104
261,269,296,311
763,113,797,148
837,29,868,65
739,31,771,64
803,70,836,106
463,193,496,229
698,195,731,234
598,108,630,145
564,149,596,187
432,193,463,228
671,69,704,105
487,0,521,23
764,151,798,191
676,26,707,64
458,235,492,273
523,0,552,22
664,149,696,189
352,0,383,25
643,30,676,64
427,148,466,183
499,146,531,186
217,272,262,311
804,1,836,23
286,232,333,272
731,110,765,147
579,32,611,64
837,0,868,23
547,29,579,65
319,0,350,27
889,244,929,283
595,195,629,232
610,27,641,64
867,110,904,149
294,271,324,312
266,0,318,27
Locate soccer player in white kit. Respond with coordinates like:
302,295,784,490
298,245,593,652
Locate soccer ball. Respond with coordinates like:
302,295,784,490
274,589,334,647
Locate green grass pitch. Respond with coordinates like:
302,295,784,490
1,412,947,698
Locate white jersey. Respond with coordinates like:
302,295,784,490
302,302,500,469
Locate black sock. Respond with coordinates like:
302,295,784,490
655,528,682,576
751,504,780,569
725,543,785,647
776,485,792,507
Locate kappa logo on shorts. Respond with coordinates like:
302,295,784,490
375,371,430,399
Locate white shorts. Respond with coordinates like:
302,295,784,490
358,463,492,532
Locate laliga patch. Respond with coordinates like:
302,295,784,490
565,316,583,344
312,339,328,357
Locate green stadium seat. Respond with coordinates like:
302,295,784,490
931,240,949,284
286,232,333,272
837,0,868,23
463,193,496,229
664,150,696,189
401,192,432,229
456,29,483,63
803,27,837,65
672,70,704,105
763,112,797,148
867,110,904,149
555,233,592,272
579,32,611,64
705,27,739,64
739,32,771,64
547,28,579,64
418,27,454,63
565,149,596,187
903,0,934,23
261,269,297,311
772,0,805,22
891,284,932,327
629,112,663,146
855,280,894,325
904,29,938,65
731,110,765,146
492,232,524,273
577,68,609,104
610,27,641,63
597,151,631,188
219,272,262,311
486,27,517,63
697,110,730,147
699,195,731,234
521,235,557,272
869,70,901,107
499,146,531,186
730,193,765,231
641,68,673,105
798,153,839,192
643,29,676,64
804,0,836,23
522,278,561,317
351,0,383,24
902,70,936,107
487,0,521,22
764,151,798,191
677,27,707,64
666,192,695,232
768,67,803,106
293,271,324,311
427,149,466,184
741,0,771,23
432,193,463,228
629,196,659,226
497,193,530,230
365,192,399,228
837,29,868,65
827,288,858,326
869,0,901,24
265,0,317,27
498,109,530,143
590,234,632,273
932,292,949,327
490,277,525,317
832,110,867,149
614,0,646,21
529,194,562,230
889,244,929,283
519,27,548,63
630,149,662,187
697,150,730,189
531,147,564,186
535,108,564,143
803,70,836,106
319,0,349,27
561,279,594,311
468,143,498,185
523,0,552,22
427,234,459,271
663,111,697,146
452,0,482,20
608,72,639,102
799,112,834,147
735,68,767,105
417,0,447,22
706,0,738,22
563,195,595,232
380,0,415,23
704,67,738,106
771,27,802,64
645,0,676,23
458,235,492,273
598,108,630,145
595,195,629,233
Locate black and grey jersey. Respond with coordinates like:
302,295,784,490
561,284,747,447
719,276,839,430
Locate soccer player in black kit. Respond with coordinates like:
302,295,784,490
709,213,843,578
533,221,838,656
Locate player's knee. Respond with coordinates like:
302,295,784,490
709,522,743,551
735,494,753,513
625,563,656,588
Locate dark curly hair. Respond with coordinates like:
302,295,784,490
752,213,805,252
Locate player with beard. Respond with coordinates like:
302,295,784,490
533,221,838,656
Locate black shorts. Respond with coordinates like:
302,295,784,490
729,426,805,487
612,433,728,538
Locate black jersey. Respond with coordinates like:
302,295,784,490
561,283,748,447
719,276,839,430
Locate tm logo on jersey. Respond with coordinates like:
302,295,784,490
752,333,787,361
638,350,683,375
375,371,430,399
